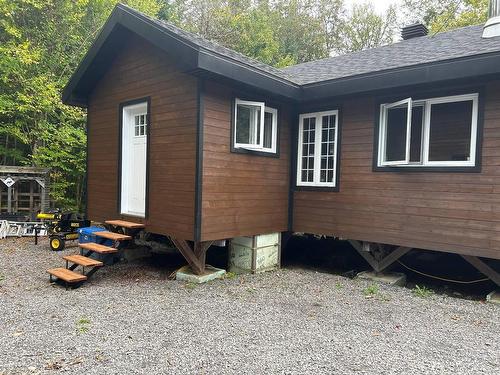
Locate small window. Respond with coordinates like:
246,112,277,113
378,93,478,168
297,110,339,187
381,98,412,165
234,98,277,154
134,113,147,137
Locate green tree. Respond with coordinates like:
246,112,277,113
402,0,489,33
333,2,397,54
0,0,161,211
161,0,327,66
159,0,399,64
272,0,329,65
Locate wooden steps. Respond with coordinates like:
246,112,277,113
79,242,118,254
63,254,103,267
48,268,87,283
93,231,131,241
48,220,141,289
105,219,145,229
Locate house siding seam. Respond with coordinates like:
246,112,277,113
194,78,205,242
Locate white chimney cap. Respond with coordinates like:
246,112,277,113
483,0,500,38
483,16,500,38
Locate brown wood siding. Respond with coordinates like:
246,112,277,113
87,34,197,240
200,82,290,241
294,82,500,260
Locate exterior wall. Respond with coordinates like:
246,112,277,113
200,82,290,241
293,82,500,260
87,34,198,240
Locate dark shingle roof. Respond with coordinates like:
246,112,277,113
281,25,500,85
119,5,500,87
137,8,295,84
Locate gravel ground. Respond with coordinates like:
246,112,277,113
0,237,499,375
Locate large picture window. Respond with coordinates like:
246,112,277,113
297,110,339,187
378,93,479,168
233,98,277,154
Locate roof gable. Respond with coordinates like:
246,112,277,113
63,4,299,106
64,4,500,106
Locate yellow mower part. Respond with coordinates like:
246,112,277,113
50,238,62,251
37,213,56,220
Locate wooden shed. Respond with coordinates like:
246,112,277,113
63,4,500,285
0,166,50,218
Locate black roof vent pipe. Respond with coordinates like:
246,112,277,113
401,23,428,40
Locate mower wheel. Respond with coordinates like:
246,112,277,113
49,236,65,251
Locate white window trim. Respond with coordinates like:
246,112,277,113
263,106,278,153
134,113,147,138
233,98,278,154
379,98,412,166
234,99,264,149
297,110,339,188
377,93,479,168
121,101,148,217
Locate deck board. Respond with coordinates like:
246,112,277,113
79,242,118,254
47,268,87,283
93,231,131,241
63,255,103,267
105,220,145,229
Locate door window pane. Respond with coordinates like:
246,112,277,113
134,114,147,137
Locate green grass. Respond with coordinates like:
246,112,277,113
363,284,379,296
335,282,343,289
185,282,197,290
224,272,237,279
412,285,434,298
76,317,91,334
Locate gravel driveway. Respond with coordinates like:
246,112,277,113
0,237,498,374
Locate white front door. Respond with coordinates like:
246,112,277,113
121,102,148,217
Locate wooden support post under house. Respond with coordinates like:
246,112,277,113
349,240,412,274
461,255,500,287
170,238,214,275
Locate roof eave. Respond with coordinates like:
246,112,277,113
197,50,300,100
300,52,500,101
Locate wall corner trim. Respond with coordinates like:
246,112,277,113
194,78,205,242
